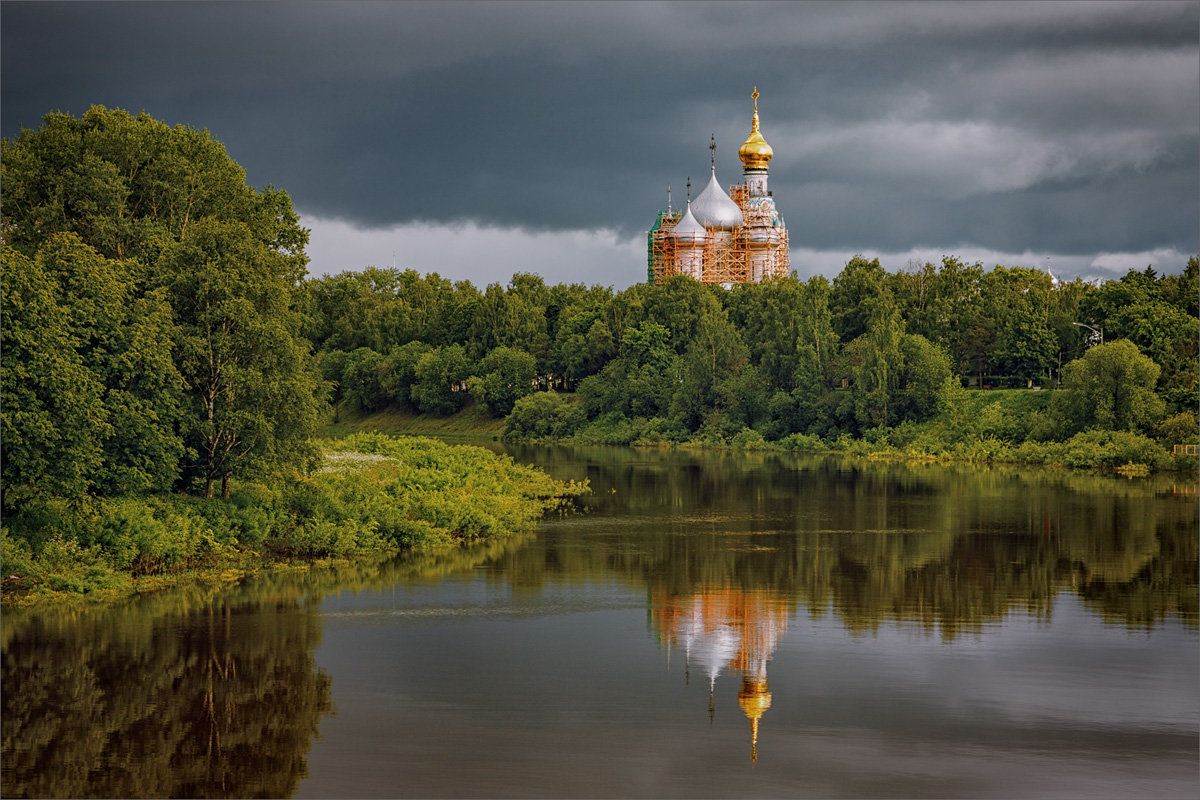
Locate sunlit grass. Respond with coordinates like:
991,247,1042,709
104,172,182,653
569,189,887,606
320,400,505,439
2,433,586,606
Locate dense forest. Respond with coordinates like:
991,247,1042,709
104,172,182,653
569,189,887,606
1,107,1197,596
305,254,1198,461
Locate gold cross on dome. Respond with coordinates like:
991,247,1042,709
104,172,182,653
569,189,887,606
752,87,759,113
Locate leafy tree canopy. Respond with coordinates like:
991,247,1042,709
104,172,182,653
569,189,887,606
1062,339,1164,434
2,106,320,502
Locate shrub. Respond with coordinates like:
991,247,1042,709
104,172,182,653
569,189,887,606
503,391,586,440
731,427,769,450
777,432,829,452
1156,411,1199,447
578,412,637,445
954,437,1011,463
94,497,182,572
976,401,1027,442
1063,429,1166,471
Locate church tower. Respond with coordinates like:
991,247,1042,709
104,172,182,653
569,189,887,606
737,87,789,282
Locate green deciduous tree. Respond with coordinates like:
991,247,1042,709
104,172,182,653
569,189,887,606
36,234,185,495
982,266,1057,384
1,248,110,508
470,346,537,417
1061,339,1165,434
3,106,322,501
380,341,433,410
831,255,889,342
342,347,388,412
156,218,321,498
670,313,751,433
411,345,472,416
2,106,295,266
726,276,836,393
845,290,904,429
895,334,953,423
1,233,185,509
1158,256,1198,319
549,304,614,390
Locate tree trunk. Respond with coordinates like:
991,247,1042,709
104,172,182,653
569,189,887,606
205,477,215,499
221,473,231,499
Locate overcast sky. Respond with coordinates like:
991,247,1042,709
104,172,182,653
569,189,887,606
3,1,1197,287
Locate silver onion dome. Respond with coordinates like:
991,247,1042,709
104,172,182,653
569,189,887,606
691,169,744,230
672,201,706,241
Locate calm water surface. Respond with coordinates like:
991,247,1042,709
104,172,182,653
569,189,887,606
3,446,1197,798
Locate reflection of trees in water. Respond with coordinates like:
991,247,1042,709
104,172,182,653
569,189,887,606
2,592,331,798
498,447,1199,634
1,538,541,799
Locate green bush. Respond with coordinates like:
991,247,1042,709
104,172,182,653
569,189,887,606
1156,411,1199,447
976,401,1029,442
1063,429,1167,470
503,391,586,440
578,412,638,445
954,436,1011,463
1,527,129,596
4,497,92,554
94,497,182,572
1,434,585,600
776,432,829,452
731,427,769,450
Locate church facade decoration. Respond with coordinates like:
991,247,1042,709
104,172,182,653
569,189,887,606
647,88,790,285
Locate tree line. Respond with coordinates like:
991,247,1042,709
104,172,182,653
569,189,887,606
304,256,1198,448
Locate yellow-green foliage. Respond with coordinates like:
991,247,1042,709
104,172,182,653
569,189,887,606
309,433,587,549
2,434,586,602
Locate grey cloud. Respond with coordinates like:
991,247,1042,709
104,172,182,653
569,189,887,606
2,0,1196,281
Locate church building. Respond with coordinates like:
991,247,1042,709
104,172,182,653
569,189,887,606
647,88,790,285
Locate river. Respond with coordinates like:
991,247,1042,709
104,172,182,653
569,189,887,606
3,446,1197,798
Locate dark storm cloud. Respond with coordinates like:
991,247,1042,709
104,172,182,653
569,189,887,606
3,0,1197,276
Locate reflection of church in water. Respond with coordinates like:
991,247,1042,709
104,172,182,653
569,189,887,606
650,588,788,762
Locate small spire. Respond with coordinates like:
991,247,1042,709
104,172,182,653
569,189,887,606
667,184,672,214
686,177,691,201
710,134,716,171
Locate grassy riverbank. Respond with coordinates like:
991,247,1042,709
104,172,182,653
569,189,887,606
495,387,1198,474
320,400,505,440
1,434,586,606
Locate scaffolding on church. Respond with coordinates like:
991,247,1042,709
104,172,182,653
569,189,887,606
647,210,681,285
646,184,789,285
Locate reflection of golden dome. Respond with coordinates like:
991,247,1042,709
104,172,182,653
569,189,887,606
738,677,772,763
738,87,774,171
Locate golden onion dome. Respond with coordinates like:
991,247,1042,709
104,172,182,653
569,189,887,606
739,87,774,171
738,677,773,763
738,678,772,721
